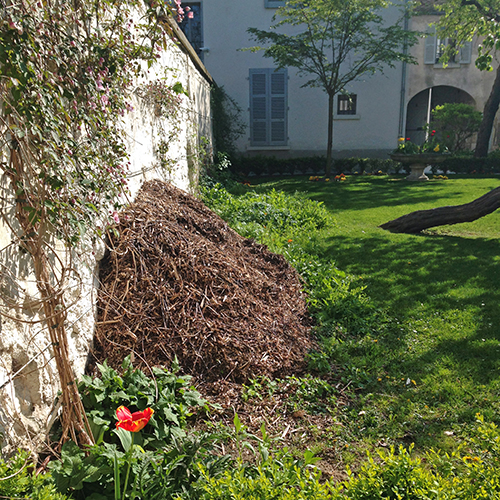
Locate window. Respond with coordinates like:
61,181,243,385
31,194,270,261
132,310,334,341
337,94,357,115
424,32,472,65
249,68,288,146
178,3,204,61
265,0,285,8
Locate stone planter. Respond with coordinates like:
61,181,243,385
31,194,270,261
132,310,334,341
390,153,447,181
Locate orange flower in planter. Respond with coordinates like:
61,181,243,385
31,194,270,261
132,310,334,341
116,405,154,432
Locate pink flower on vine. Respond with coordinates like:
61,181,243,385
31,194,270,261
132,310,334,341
112,211,120,224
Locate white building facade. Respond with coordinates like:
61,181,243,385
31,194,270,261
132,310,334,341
181,0,499,158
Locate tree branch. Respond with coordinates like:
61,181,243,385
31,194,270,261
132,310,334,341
460,0,500,23
379,186,500,233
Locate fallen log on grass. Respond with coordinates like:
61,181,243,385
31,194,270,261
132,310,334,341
379,186,500,234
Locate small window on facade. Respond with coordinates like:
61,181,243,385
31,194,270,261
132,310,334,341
265,0,285,8
436,38,457,63
337,94,357,115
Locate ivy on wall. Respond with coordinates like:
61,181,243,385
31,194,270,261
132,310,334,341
0,0,190,449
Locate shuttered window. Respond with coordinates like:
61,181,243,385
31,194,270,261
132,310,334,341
337,94,357,115
249,68,288,146
178,3,204,61
424,30,472,65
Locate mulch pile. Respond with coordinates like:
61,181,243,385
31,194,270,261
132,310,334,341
93,180,315,383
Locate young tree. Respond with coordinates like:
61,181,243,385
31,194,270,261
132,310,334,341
435,0,500,157
247,0,417,175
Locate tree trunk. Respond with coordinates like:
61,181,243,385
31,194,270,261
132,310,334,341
325,92,334,176
474,64,500,157
379,186,500,233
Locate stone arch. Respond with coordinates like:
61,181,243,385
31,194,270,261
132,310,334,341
405,86,476,145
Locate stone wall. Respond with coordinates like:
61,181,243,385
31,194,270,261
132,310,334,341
0,14,213,455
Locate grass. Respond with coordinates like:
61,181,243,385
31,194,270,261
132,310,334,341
221,174,500,460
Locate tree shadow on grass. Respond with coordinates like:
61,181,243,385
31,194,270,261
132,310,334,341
318,232,500,449
252,176,498,213
324,232,500,430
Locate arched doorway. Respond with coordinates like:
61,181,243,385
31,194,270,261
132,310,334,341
405,86,475,145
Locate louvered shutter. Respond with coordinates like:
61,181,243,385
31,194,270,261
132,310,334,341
249,69,288,146
459,41,472,64
270,71,287,144
424,33,437,64
250,70,268,144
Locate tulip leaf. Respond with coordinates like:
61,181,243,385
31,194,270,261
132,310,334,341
115,427,133,453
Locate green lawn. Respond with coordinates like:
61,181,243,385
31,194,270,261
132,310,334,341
247,174,500,454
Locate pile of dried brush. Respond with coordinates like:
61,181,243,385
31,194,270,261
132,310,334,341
93,180,314,383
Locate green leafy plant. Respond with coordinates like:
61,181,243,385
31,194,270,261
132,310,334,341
51,359,224,500
393,133,445,155
198,449,329,500
0,450,69,500
202,184,329,241
78,356,207,450
431,103,482,152
210,85,246,157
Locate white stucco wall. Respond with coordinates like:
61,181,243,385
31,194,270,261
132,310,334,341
202,0,407,158
0,13,212,455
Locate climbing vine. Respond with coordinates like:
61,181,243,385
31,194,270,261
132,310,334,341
0,0,189,448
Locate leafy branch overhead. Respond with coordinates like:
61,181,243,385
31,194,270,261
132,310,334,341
246,0,417,175
435,0,500,157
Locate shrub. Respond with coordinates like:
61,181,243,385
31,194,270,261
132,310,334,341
198,451,332,500
431,103,482,152
50,433,229,500
333,157,359,174
201,184,329,241
0,450,68,500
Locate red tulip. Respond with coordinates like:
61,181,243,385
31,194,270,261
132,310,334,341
116,405,154,432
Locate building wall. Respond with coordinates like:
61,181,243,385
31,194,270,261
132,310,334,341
405,13,499,148
0,13,213,455
202,0,407,158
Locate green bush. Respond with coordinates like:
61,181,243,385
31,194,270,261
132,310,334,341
431,103,482,152
333,157,359,174
198,450,332,500
50,433,229,500
202,183,329,242
0,450,68,500
50,359,226,500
